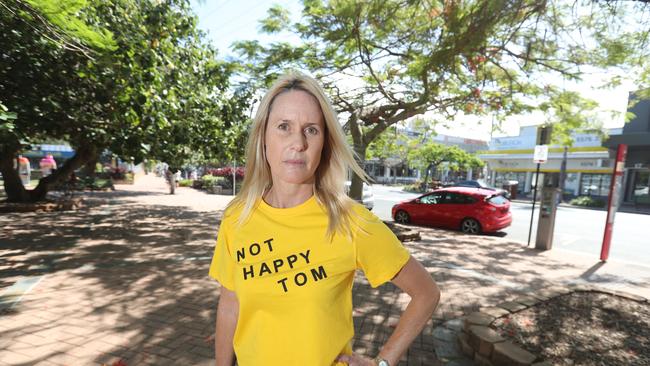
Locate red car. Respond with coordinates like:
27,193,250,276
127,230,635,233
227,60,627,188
391,187,512,234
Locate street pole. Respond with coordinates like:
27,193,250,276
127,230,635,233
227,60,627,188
527,163,541,247
558,146,568,204
600,144,627,262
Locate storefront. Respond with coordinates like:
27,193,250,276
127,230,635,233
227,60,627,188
604,97,650,206
364,131,488,184
479,126,613,198
22,144,75,179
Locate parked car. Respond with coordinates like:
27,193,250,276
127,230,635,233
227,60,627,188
449,179,510,198
345,181,374,211
391,187,512,234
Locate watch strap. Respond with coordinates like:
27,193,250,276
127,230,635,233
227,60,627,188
373,357,390,366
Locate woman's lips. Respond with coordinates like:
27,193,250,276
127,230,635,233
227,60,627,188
284,159,305,165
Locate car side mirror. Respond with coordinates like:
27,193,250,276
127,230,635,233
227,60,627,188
414,198,421,204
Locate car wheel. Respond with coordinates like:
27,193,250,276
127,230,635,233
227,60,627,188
394,210,410,224
460,218,481,234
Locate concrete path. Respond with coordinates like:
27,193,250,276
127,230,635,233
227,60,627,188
1,174,648,365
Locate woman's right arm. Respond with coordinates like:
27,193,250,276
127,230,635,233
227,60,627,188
215,286,238,366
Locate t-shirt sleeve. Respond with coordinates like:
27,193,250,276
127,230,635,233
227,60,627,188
208,216,236,290
353,206,411,288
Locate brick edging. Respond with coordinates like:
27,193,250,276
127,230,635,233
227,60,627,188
457,284,649,366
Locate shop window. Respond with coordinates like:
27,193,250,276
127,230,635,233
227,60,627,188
495,172,526,192
580,173,611,196
633,170,650,205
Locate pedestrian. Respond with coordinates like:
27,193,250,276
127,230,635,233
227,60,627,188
164,167,175,195
209,72,440,366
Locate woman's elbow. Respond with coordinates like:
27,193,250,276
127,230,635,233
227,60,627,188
419,279,441,314
421,281,440,313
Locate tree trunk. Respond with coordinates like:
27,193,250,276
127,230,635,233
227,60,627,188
29,144,97,201
80,150,99,179
348,114,367,202
350,142,367,201
1,144,97,203
0,149,30,202
422,163,432,190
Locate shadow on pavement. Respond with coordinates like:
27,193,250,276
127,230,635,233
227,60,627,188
1,184,648,365
0,199,224,365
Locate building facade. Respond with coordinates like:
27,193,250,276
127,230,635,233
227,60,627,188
363,131,488,184
604,96,650,206
479,126,614,198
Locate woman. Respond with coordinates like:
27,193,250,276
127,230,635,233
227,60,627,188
209,72,440,366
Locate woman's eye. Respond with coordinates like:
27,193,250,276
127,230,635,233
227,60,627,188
305,126,319,135
278,123,289,131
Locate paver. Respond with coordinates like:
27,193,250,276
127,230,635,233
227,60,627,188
1,174,649,365
492,341,537,366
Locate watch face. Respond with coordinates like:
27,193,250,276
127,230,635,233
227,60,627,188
378,360,389,366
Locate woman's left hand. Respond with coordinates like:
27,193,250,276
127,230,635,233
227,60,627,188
335,353,376,366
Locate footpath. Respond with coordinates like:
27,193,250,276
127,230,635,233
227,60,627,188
1,175,648,365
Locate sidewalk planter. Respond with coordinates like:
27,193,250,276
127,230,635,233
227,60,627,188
455,285,649,366
207,185,222,194
192,180,203,189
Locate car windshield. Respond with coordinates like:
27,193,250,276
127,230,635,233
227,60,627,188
476,179,489,187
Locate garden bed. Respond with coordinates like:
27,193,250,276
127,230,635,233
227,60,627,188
459,286,649,366
492,291,649,366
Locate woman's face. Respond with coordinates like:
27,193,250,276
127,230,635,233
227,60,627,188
264,90,325,186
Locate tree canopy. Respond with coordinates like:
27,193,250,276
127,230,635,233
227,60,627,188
233,0,650,199
1,0,250,202
407,141,483,187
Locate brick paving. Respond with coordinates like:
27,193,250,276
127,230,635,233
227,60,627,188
1,174,649,366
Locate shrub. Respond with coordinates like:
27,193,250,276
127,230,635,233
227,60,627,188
205,166,245,189
200,175,229,190
569,196,606,208
403,182,427,193
207,167,245,179
201,175,219,189
81,177,113,190
178,179,193,187
105,166,128,180
218,177,233,189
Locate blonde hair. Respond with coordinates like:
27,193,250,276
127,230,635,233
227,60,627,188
225,71,369,238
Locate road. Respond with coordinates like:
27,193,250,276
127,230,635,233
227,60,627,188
371,184,650,267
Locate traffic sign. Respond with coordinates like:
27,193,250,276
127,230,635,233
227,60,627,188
533,145,548,163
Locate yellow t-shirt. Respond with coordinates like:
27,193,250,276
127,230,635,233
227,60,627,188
208,195,410,366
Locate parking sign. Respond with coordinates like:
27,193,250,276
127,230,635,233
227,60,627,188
533,145,548,163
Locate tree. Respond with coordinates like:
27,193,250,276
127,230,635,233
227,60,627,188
366,125,415,180
1,0,116,201
0,0,249,202
233,0,650,200
407,143,482,189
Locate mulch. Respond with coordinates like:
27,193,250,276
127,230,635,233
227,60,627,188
492,292,650,366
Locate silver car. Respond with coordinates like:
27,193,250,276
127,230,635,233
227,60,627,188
345,181,374,210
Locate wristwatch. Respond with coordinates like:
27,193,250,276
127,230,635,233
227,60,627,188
373,357,390,366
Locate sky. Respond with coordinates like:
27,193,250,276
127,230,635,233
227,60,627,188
190,0,634,142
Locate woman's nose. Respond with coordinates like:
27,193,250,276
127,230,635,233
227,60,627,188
289,131,308,151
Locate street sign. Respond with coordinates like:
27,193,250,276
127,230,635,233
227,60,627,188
533,145,548,163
